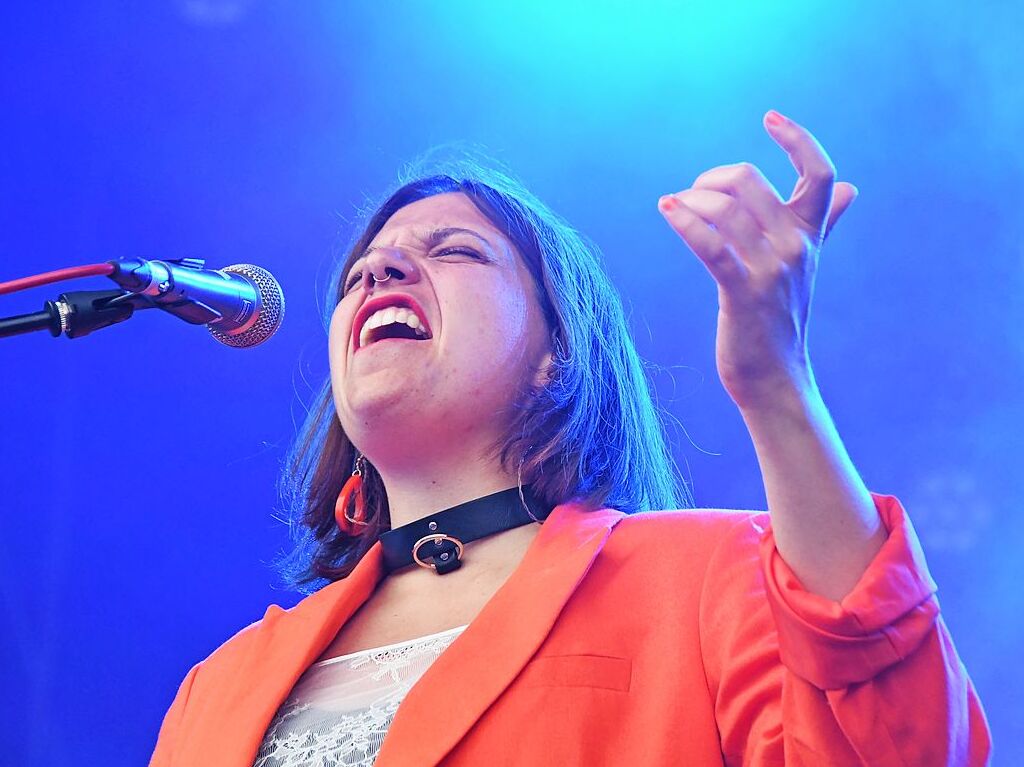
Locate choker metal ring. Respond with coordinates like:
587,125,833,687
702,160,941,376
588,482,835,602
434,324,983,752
412,533,465,570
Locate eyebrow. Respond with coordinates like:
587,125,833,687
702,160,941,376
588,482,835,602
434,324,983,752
359,226,494,261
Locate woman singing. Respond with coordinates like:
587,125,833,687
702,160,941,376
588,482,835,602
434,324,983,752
149,111,991,766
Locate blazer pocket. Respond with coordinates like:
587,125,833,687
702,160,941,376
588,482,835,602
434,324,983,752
516,654,631,692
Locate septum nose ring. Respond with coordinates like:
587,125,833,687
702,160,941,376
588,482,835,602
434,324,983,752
372,271,392,283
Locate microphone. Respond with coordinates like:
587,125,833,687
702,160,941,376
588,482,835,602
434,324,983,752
106,257,285,348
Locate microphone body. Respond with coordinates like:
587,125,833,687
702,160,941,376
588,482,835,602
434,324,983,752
107,257,284,348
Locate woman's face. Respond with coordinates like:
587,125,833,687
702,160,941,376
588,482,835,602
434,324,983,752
329,192,552,458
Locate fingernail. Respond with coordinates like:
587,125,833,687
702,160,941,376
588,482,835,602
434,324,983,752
765,110,785,128
658,194,678,212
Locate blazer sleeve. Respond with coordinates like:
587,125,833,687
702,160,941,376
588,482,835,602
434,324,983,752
148,662,201,767
698,492,991,766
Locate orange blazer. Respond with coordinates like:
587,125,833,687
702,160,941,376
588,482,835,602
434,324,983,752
149,493,991,766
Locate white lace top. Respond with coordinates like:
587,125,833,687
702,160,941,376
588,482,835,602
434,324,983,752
252,625,468,766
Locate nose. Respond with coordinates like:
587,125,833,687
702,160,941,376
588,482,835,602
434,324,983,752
360,246,422,291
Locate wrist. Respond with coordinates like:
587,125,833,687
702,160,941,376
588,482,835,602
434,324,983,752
733,369,822,424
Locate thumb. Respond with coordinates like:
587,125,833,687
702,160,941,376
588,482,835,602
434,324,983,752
823,181,858,240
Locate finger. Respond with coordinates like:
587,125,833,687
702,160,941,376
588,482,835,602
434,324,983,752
658,195,748,288
823,182,858,240
692,162,788,235
672,189,773,266
763,110,837,233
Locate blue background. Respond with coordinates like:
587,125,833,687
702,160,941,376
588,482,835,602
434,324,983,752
1,1,1020,763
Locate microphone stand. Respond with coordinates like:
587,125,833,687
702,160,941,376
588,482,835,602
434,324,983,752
0,289,156,340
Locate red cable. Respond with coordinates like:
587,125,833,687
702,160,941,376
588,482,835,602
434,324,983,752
0,262,115,295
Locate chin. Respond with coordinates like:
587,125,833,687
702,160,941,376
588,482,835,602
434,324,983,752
343,384,422,420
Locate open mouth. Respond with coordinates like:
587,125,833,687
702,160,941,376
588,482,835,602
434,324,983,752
353,295,434,351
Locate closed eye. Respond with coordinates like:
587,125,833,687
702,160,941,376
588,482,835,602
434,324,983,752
343,246,486,295
344,270,361,292
432,246,484,260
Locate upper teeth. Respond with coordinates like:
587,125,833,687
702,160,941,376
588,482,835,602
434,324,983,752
359,306,429,347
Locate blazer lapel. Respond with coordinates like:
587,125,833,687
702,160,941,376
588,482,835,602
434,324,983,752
376,502,626,767
175,542,388,767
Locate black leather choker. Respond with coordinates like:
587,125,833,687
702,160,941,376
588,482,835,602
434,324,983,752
379,486,550,575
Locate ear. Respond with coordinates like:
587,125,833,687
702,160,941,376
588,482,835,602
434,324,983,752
532,350,555,388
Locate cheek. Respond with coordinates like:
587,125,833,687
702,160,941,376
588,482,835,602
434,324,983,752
452,285,530,362
327,305,350,372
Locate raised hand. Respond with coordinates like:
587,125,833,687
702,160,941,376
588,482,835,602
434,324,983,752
658,110,857,412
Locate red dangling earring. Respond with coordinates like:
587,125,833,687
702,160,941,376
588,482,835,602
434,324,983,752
335,454,369,535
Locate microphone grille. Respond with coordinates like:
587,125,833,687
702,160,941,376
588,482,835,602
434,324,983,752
208,263,285,349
